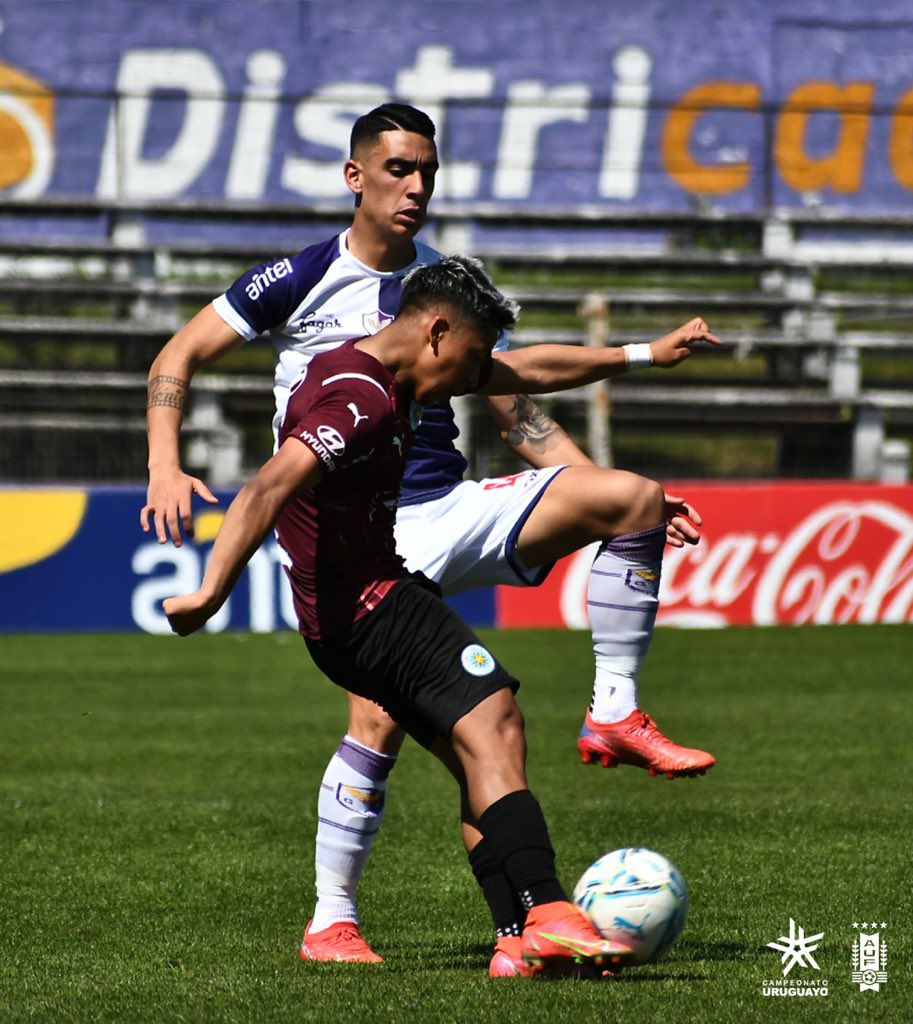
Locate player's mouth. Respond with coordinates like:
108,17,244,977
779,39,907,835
395,207,424,226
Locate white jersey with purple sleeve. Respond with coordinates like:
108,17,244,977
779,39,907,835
211,229,506,505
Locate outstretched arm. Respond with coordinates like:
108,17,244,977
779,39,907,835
162,439,322,636
142,303,246,546
481,317,721,396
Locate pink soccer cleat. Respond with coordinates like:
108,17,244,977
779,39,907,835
299,919,383,963
578,708,715,778
520,901,634,975
488,935,536,977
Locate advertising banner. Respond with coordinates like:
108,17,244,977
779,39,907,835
497,483,913,628
3,1,913,218
0,486,492,633
2,483,912,633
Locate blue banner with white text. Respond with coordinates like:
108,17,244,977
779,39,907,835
4,0,913,226
0,487,494,633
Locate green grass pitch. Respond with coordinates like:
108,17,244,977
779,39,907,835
1,626,910,1023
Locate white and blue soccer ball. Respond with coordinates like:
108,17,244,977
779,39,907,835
573,847,688,965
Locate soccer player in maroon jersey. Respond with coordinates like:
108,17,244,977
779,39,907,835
144,102,719,971
162,257,714,976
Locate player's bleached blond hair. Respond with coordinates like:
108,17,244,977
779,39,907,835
400,256,520,334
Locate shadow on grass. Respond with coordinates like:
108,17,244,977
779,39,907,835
674,940,747,964
379,941,727,981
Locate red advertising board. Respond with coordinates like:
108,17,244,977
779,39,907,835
496,483,913,628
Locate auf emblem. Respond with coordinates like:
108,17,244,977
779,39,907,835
852,921,887,992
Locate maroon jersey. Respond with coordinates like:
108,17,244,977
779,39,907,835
276,340,413,639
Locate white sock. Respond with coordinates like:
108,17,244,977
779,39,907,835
586,525,665,724
590,656,639,722
312,735,396,932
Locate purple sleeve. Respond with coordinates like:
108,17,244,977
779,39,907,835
219,235,341,336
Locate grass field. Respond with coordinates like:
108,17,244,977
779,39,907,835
1,627,910,1023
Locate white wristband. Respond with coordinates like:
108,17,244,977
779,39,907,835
623,342,653,368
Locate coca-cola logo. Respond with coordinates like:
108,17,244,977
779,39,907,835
558,499,913,627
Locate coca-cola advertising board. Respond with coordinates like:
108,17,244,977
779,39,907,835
3,483,913,632
497,483,913,629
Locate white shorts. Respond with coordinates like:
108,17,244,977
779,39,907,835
393,467,567,595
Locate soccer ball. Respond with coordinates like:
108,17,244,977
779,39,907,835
573,847,688,965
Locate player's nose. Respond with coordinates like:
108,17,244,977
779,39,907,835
406,169,428,200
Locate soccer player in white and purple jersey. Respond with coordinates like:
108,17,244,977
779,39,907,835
142,103,718,973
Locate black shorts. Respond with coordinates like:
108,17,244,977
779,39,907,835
305,577,519,749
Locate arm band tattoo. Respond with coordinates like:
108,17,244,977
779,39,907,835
147,374,189,411
504,394,562,453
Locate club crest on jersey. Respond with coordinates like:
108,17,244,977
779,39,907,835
625,567,659,595
461,644,495,677
316,424,346,455
363,310,395,335
335,783,385,817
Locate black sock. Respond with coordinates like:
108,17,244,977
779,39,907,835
468,839,526,938
477,790,567,912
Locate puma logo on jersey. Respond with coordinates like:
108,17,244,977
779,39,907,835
347,403,369,427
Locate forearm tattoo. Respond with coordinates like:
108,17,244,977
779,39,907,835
504,394,562,453
147,374,189,411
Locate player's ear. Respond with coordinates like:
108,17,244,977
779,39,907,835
344,158,363,200
429,315,449,355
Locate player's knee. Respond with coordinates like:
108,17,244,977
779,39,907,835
593,470,664,536
633,476,665,528
346,699,405,756
493,697,526,754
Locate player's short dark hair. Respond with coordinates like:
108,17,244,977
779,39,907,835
350,103,436,156
400,256,519,334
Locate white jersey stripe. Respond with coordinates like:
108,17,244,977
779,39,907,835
321,372,389,399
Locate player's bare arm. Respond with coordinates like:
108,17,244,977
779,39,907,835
163,439,322,636
142,304,246,546
482,317,721,397
485,393,595,469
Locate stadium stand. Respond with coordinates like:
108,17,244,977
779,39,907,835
1,198,912,484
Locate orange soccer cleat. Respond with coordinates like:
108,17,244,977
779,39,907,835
299,919,383,963
578,708,715,778
520,901,634,975
488,934,536,977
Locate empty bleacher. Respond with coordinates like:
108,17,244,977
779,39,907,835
1,198,911,484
